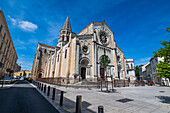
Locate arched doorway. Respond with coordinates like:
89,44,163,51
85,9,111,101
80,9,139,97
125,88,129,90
99,55,111,79
118,65,122,79
80,58,90,80
38,73,42,78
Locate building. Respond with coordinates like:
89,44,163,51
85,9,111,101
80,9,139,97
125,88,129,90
31,17,135,84
139,57,169,86
0,10,18,79
14,63,21,72
150,57,169,85
14,70,31,78
125,59,136,83
139,63,151,81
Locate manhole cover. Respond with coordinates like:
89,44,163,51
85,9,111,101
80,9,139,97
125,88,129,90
159,91,165,93
116,98,134,103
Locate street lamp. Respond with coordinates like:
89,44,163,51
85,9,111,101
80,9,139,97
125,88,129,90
0,62,3,68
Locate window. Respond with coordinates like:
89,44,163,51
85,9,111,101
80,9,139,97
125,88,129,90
65,50,67,58
131,64,133,69
67,36,69,41
57,54,60,62
44,49,46,53
62,35,64,41
117,56,120,62
0,25,2,33
1,57,3,63
155,58,157,62
6,39,8,45
127,70,129,74
20,73,22,76
0,42,3,50
3,33,6,39
126,64,129,69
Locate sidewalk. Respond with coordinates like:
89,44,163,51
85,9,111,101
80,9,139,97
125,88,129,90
0,81,18,89
32,81,170,113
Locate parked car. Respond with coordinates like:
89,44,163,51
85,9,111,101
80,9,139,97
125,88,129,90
20,77,24,80
0,77,16,84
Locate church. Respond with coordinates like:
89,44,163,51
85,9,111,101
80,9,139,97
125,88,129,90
31,17,135,84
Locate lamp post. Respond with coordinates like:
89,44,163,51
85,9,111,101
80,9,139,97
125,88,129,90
2,68,11,88
0,62,3,87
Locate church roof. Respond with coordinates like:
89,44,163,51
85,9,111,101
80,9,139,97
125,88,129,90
61,16,72,31
77,21,114,35
38,42,56,49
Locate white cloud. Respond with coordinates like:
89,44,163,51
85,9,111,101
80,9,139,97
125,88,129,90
18,21,38,32
8,15,38,32
135,57,151,66
8,15,17,25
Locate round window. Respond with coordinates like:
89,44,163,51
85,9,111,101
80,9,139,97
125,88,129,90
82,45,88,53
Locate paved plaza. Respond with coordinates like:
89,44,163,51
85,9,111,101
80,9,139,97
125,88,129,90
36,82,170,113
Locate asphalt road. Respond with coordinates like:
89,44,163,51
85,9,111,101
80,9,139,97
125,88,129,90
0,80,59,113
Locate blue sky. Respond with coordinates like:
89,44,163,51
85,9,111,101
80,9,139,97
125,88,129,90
0,0,170,71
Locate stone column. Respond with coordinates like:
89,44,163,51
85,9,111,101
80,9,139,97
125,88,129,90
75,40,80,75
93,32,97,78
114,48,118,78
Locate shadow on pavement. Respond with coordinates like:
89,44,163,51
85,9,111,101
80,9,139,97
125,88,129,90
155,96,170,104
33,81,96,113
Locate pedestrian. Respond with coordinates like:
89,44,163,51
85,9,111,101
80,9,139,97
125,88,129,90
152,81,155,86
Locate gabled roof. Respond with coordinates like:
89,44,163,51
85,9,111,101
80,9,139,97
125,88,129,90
61,16,72,31
38,42,56,49
77,21,114,35
116,45,124,53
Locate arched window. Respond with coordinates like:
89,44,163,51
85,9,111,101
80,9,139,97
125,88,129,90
57,54,60,62
62,35,64,41
131,63,133,69
117,56,120,62
65,49,67,58
67,36,69,41
44,49,46,53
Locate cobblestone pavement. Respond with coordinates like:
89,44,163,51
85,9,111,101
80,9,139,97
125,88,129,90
36,82,170,113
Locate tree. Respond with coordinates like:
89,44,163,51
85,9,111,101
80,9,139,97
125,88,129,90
153,28,170,80
100,50,111,70
99,49,111,91
135,65,143,80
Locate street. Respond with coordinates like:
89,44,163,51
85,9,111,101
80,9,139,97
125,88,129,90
0,80,59,113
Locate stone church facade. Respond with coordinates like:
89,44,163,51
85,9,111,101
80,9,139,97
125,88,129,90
31,17,135,84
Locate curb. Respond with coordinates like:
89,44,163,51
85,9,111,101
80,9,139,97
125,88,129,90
0,81,19,90
27,81,68,113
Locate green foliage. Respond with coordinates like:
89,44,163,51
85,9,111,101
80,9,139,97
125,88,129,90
135,65,143,80
153,28,170,79
100,49,111,69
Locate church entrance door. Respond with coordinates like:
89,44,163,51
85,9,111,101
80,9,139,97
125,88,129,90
81,67,86,79
38,73,42,78
100,68,105,79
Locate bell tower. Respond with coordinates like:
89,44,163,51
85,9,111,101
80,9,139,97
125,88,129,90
58,16,72,44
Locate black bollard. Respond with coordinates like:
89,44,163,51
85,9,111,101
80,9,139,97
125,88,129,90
38,82,39,88
98,106,104,113
76,95,82,113
52,88,55,100
39,83,41,89
60,91,64,106
44,85,46,93
41,84,43,91
47,86,50,96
